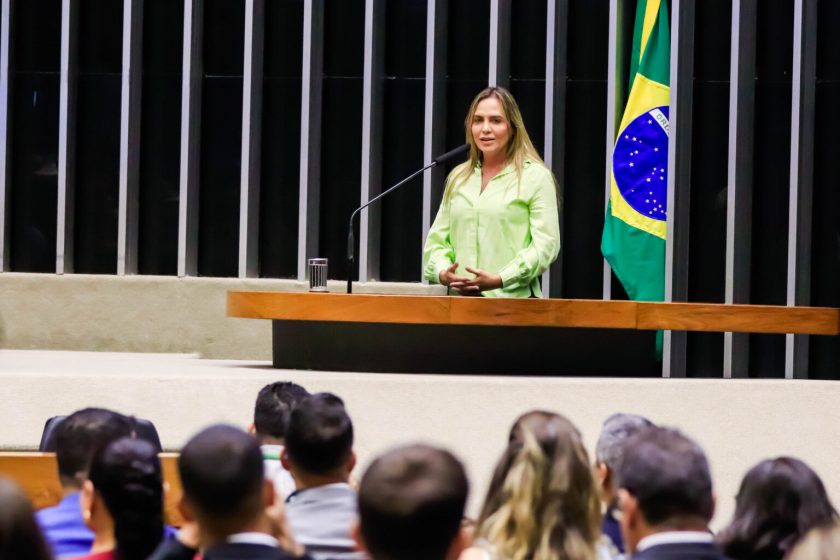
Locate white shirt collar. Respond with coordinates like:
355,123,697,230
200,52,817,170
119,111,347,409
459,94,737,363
636,531,714,552
227,532,279,548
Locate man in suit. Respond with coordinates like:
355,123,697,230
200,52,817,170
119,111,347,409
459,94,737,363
281,393,364,560
616,426,727,560
353,444,469,560
149,424,310,560
595,413,655,554
36,408,134,558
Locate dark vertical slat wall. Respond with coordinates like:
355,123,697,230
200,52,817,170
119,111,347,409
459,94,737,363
811,0,840,379
319,0,364,282
1,0,838,379
8,0,61,272
441,0,489,188
749,0,794,378
197,0,245,277
138,0,185,276
259,0,303,279
686,0,731,377
562,0,609,300
73,0,123,274
509,0,546,157
379,0,426,282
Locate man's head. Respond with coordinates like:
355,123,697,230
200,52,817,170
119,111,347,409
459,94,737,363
355,445,469,560
252,382,310,444
55,408,134,490
282,393,355,485
595,413,654,504
616,426,714,552
178,424,272,538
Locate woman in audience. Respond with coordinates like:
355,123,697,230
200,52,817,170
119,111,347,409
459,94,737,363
0,476,53,560
717,457,838,560
461,410,610,560
77,437,166,560
787,521,840,560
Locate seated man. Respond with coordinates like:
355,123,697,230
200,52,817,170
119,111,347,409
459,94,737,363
281,393,364,560
595,412,654,553
617,426,725,560
36,408,134,558
250,382,310,501
354,444,469,560
149,424,310,560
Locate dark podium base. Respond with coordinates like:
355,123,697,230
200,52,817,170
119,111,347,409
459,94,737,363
272,320,661,376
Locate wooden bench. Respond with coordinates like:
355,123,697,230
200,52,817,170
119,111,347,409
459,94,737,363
0,452,185,526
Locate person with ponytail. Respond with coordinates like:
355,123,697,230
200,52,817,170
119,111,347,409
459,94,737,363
461,411,613,560
423,86,561,298
77,437,166,560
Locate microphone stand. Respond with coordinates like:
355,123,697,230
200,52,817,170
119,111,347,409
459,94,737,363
347,144,469,294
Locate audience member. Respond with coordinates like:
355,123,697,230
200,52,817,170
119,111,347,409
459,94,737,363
787,521,840,560
282,393,364,560
36,408,134,558
354,444,469,560
462,410,608,560
595,413,654,554
717,457,837,560
149,424,309,560
251,382,311,501
0,476,52,560
76,438,165,560
616,426,724,560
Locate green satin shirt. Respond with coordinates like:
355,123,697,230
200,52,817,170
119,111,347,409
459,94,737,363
423,160,561,298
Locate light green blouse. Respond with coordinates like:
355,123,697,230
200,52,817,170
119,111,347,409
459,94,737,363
423,160,561,298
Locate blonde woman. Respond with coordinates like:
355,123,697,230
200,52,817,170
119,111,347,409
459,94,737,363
788,522,840,560
462,411,612,560
423,87,560,298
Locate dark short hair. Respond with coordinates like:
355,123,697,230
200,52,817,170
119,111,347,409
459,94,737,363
88,438,164,560
253,382,310,441
718,457,838,560
55,408,134,485
178,424,265,528
617,427,714,526
285,393,353,475
359,445,468,560
0,477,52,560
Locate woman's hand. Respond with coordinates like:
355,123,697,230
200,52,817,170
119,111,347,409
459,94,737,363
439,263,477,295
463,267,503,293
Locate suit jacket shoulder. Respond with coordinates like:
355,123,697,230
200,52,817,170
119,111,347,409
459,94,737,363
204,542,313,560
147,538,199,560
632,542,729,560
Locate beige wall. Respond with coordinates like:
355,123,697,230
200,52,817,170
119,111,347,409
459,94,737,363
2,350,840,532
0,273,444,359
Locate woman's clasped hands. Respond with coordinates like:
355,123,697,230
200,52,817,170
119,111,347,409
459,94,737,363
439,262,503,295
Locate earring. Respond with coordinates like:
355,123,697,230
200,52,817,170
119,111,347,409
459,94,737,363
83,509,91,521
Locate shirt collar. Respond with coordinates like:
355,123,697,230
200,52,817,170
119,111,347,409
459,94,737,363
227,532,279,548
636,531,714,552
261,444,284,461
286,482,353,503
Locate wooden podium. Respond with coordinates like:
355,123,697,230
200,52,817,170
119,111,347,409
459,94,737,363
227,292,839,376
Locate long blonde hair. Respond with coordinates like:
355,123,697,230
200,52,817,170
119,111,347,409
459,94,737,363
475,411,602,560
449,86,544,194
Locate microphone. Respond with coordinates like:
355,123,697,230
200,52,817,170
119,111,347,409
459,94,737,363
346,144,469,294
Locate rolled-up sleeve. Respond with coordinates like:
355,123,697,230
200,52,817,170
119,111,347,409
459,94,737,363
497,167,561,291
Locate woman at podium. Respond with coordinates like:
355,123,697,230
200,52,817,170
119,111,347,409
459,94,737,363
423,87,561,297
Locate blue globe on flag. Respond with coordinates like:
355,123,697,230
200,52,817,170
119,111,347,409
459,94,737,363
613,106,669,221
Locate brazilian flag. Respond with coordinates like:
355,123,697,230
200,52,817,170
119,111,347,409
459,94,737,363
601,0,670,303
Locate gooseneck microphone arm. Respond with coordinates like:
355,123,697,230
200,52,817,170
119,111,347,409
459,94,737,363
347,144,470,294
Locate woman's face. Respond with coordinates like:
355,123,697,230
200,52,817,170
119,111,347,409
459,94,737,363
471,96,510,161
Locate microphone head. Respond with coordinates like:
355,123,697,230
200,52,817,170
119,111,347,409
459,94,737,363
432,144,470,166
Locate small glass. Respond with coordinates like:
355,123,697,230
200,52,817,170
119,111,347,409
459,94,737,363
308,258,328,292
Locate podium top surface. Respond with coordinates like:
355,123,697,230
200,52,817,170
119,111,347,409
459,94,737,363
227,292,840,335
